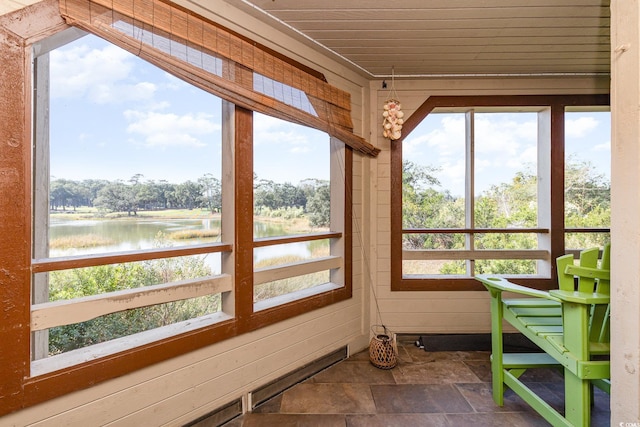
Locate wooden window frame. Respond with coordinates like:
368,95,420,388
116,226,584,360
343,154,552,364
391,95,610,292
0,2,352,416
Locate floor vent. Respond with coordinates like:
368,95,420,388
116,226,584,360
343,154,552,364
251,346,348,409
183,398,242,427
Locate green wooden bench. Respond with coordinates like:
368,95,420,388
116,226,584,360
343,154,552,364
476,244,611,427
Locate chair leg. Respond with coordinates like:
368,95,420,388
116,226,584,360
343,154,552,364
491,355,505,406
564,368,591,427
489,292,505,406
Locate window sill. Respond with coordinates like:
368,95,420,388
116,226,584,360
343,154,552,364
30,311,233,377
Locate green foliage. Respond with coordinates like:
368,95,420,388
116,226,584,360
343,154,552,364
564,158,611,249
565,158,611,218
402,158,610,276
439,260,466,275
254,206,305,220
254,179,307,211
402,161,464,250
478,170,538,228
198,173,222,213
306,184,331,227
94,181,139,215
476,259,536,275
48,232,218,355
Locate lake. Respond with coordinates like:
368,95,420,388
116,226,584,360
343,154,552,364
48,216,325,273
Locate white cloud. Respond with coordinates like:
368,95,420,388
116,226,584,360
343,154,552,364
148,101,172,111
404,113,539,195
472,115,537,176
253,113,317,153
438,158,466,192
50,43,156,104
475,115,536,154
510,144,537,169
124,110,220,148
566,116,599,138
402,132,429,158
593,140,611,152
429,116,466,156
404,115,465,160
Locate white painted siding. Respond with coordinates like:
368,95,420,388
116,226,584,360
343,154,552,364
610,0,640,423
2,305,364,426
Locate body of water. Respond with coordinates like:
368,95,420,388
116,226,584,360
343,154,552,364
48,217,324,272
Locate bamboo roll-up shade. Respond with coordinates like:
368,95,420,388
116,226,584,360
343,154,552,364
58,0,379,157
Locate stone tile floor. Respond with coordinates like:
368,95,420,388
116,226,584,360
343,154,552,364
223,335,610,426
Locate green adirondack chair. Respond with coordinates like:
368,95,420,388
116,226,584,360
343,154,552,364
476,244,611,427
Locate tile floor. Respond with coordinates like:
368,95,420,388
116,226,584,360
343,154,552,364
222,335,610,426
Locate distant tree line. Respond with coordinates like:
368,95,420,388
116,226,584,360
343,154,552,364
50,174,331,226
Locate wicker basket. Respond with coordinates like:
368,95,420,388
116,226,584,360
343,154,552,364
369,325,397,369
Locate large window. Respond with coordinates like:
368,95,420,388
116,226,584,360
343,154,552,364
401,110,541,277
0,3,357,412
32,31,232,373
252,114,345,308
392,96,610,291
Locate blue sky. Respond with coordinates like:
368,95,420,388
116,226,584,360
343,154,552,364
49,34,329,185
403,110,610,196
50,33,609,192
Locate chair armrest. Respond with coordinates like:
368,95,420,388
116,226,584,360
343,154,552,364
548,290,610,305
475,275,561,301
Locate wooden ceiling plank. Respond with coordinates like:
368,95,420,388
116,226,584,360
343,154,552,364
243,0,609,11
271,7,609,22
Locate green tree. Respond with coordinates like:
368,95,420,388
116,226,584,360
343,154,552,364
173,180,203,210
401,161,465,250
94,181,138,215
198,173,222,213
306,183,331,227
565,158,610,218
565,158,611,248
81,179,109,207
50,179,74,211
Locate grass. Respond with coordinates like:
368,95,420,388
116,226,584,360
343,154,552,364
50,207,219,221
254,254,330,302
49,207,102,221
50,234,116,249
136,209,218,219
50,207,322,234
167,229,220,240
253,245,332,302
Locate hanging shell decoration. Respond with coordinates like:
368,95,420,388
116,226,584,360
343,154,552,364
382,99,404,140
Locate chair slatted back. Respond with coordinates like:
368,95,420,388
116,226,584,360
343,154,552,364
557,244,611,345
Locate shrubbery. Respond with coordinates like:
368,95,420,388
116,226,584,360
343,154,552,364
48,233,218,355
